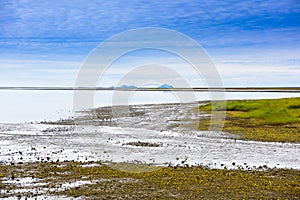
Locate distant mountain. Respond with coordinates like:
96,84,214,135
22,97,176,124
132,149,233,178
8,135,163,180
158,84,174,89
117,85,137,89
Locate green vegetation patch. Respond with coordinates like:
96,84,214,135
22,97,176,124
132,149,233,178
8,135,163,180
199,97,300,142
0,162,299,199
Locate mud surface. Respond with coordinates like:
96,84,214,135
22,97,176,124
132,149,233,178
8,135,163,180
0,103,299,169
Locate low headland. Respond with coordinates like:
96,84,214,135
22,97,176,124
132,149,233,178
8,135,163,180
198,97,300,143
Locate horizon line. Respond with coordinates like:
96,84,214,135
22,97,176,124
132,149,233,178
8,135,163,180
0,86,300,93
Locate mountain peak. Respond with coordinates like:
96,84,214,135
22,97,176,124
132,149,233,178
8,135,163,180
117,85,137,89
158,84,174,89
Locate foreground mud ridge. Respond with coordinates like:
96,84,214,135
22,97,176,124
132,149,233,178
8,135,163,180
0,161,299,199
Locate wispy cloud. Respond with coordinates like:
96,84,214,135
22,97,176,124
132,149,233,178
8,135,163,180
0,59,80,86
0,0,299,86
1,0,299,43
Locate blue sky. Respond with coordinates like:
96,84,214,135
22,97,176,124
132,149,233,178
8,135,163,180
1,0,300,87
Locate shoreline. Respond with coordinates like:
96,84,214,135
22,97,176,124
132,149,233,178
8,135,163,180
0,98,299,170
1,90,299,123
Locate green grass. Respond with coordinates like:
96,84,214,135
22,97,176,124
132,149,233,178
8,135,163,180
199,97,300,142
201,97,300,125
0,162,299,199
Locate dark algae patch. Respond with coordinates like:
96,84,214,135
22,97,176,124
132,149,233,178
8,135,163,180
199,97,300,143
123,141,162,147
0,162,299,199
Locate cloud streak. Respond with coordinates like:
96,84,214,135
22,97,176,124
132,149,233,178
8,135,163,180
0,0,299,86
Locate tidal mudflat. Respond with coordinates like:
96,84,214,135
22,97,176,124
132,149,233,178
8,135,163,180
0,99,299,199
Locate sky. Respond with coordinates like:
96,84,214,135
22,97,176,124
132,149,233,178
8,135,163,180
1,0,300,87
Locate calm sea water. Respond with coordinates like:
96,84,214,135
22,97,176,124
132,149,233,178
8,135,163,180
0,90,299,123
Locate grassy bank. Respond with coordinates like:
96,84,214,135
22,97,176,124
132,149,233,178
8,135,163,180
0,161,299,199
199,97,300,143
